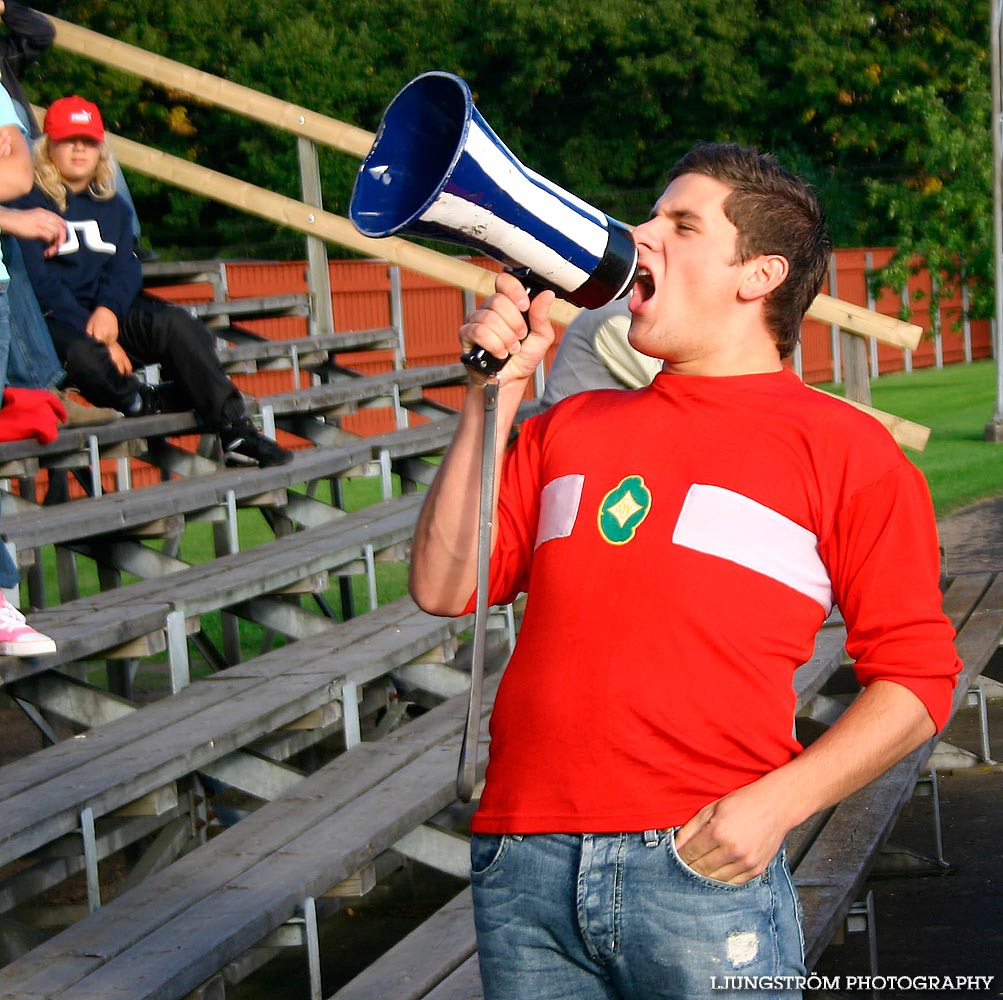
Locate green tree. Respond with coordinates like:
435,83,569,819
24,0,997,319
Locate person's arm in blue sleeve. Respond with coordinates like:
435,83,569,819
5,193,93,328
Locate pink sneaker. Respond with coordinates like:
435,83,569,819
0,593,56,656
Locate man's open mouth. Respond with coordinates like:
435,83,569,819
635,267,655,301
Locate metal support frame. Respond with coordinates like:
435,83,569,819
915,768,946,866
260,404,277,440
392,383,408,430
115,454,132,491
80,806,101,912
389,265,406,370
216,489,242,665
10,695,60,745
931,274,944,370
280,897,324,1000
3,539,20,607
966,682,995,763
166,609,190,692
962,276,974,363
341,680,361,749
303,895,323,1000
363,543,377,612
989,0,1003,435
827,255,842,384
502,602,516,650
846,889,879,1000
863,251,880,379
377,447,393,501
901,286,914,374
86,434,102,497
393,824,471,880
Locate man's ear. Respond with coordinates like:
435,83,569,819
739,254,789,302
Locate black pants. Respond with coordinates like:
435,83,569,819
47,295,246,429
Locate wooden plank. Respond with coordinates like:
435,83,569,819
324,864,377,898
217,328,398,364
796,571,1003,966
111,784,179,818
330,888,477,1000
0,679,497,998
796,750,929,968
53,720,490,1000
2,442,372,550
16,493,420,626
262,365,465,418
190,293,309,319
0,599,417,798
2,490,418,687
0,603,172,686
0,602,465,866
421,955,483,1000
367,418,460,462
793,624,847,709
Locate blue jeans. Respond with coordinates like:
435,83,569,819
470,830,805,1000
1,236,64,392
0,285,22,589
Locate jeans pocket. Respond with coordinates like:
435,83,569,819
470,833,510,880
667,828,767,892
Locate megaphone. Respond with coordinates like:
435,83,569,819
350,71,638,375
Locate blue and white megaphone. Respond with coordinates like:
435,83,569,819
350,71,638,375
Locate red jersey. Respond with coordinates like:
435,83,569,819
468,369,961,834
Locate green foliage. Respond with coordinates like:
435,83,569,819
23,0,998,303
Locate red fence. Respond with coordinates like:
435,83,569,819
214,249,993,392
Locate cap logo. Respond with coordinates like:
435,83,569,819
69,111,92,124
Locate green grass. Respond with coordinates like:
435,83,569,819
817,358,1003,517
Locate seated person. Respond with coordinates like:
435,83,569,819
540,296,660,407
0,226,118,425
5,95,292,467
0,76,54,654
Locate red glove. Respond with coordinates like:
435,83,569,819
0,388,68,444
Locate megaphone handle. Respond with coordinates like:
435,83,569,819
460,345,509,378
460,269,553,378
457,378,499,802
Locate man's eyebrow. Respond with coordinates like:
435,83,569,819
647,205,704,226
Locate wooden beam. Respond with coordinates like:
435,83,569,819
80,127,923,346
810,293,922,351
47,17,375,158
812,387,931,452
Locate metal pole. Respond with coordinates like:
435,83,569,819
457,380,499,802
988,0,1003,439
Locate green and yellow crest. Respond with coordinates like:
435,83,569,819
597,475,652,545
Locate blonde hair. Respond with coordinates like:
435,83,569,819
33,135,117,212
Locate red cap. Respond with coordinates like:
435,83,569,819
43,96,105,143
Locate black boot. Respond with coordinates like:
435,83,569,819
219,418,293,468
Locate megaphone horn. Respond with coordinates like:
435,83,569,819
350,71,638,368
